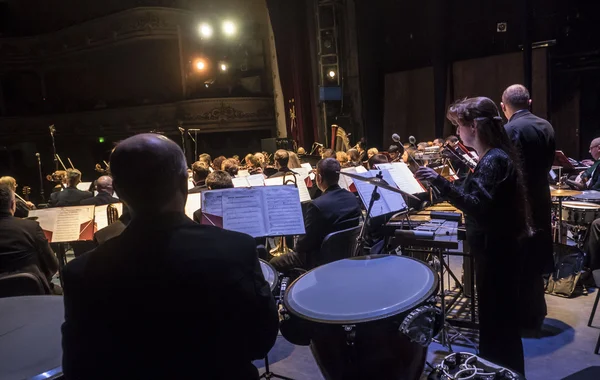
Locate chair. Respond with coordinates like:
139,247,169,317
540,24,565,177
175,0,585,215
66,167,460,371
0,272,46,298
315,225,362,269
588,269,600,354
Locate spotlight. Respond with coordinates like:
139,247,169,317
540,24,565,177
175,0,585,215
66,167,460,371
328,70,336,79
222,21,236,36
220,63,228,72
194,59,207,71
199,23,213,38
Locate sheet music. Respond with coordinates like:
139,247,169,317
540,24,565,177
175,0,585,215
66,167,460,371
232,177,251,188
264,186,306,236
187,179,195,190
185,193,202,220
352,170,407,218
237,170,250,177
247,174,266,187
339,166,366,191
52,205,95,243
222,189,267,237
202,191,224,217
95,203,124,230
377,162,425,194
264,175,311,202
294,167,310,180
76,182,92,192
302,163,316,181
28,208,59,233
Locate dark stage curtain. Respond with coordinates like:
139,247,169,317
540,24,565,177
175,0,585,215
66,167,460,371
266,0,318,148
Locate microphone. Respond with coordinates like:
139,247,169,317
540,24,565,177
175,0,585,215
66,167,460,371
49,125,56,135
408,136,416,146
178,127,185,133
392,133,401,143
314,142,324,147
35,153,41,162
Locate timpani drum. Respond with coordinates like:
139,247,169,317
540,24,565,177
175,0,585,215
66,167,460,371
281,255,441,380
561,201,600,226
571,190,600,204
259,259,279,292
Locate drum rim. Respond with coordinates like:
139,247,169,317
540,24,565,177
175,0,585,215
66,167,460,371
283,254,439,325
259,258,279,292
561,201,600,209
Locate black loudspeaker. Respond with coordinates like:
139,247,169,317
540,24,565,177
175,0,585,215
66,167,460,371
261,138,277,154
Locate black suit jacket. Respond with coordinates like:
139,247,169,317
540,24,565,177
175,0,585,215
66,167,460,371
297,185,362,269
188,184,207,194
0,212,58,292
49,187,93,207
268,168,296,179
61,212,278,380
79,191,120,206
505,110,555,271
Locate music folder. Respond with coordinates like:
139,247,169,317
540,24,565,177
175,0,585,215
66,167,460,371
200,186,306,238
351,169,408,218
264,175,311,202
374,163,426,194
339,166,368,192
28,205,96,242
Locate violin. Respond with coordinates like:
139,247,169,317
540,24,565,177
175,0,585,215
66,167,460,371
46,170,67,184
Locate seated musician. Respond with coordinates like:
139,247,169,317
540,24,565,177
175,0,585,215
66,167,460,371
0,176,35,218
579,138,600,190
212,155,226,172
269,158,362,272
244,154,264,175
94,206,131,246
289,151,303,169
61,134,278,380
198,153,212,168
48,168,92,207
189,161,210,193
336,151,350,167
347,148,361,167
357,140,367,162
388,145,406,162
80,176,120,206
321,148,335,159
254,152,267,167
0,184,59,294
221,158,239,177
367,147,379,159
297,147,306,155
368,153,389,170
269,149,295,178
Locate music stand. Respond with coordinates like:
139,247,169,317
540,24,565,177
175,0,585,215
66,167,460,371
339,171,418,257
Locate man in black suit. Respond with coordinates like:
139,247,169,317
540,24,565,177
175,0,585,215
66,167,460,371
80,176,120,206
61,134,278,380
0,185,58,293
189,161,210,193
270,158,362,272
501,84,556,334
268,149,296,178
49,169,92,207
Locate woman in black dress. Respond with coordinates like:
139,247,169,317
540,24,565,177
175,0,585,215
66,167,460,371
415,97,531,375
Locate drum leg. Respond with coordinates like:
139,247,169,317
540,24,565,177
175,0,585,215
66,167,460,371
259,355,295,380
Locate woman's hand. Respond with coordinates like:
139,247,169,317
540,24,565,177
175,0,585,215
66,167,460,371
415,167,439,181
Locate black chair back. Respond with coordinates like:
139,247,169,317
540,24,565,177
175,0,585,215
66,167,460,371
0,272,46,298
316,224,362,269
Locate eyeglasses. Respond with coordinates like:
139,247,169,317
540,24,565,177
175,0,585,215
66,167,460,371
590,145,600,152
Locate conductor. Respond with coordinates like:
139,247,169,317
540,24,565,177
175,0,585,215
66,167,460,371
61,134,278,379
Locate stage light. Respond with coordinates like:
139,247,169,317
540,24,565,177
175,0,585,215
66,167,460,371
194,59,207,71
98,137,105,143
222,21,236,36
220,63,228,72
328,70,336,79
199,23,213,38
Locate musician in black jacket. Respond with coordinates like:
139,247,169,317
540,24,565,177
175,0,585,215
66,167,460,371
188,161,210,193
49,169,92,207
61,134,278,380
80,176,120,206
268,149,295,178
270,158,362,272
0,176,35,218
501,84,556,334
0,185,58,293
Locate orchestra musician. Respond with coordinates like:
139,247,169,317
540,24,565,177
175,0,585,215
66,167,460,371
189,161,210,193
213,156,226,173
269,158,361,272
415,97,530,375
288,151,302,169
501,84,556,334
579,137,600,190
0,176,35,218
388,144,404,162
61,134,278,379
367,147,379,159
0,184,59,294
48,169,92,207
192,171,234,223
94,207,131,246
80,176,120,206
356,140,367,162
244,154,264,175
268,149,295,178
347,148,361,167
222,158,239,177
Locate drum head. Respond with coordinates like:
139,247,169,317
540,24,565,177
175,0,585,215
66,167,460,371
284,255,438,324
572,190,600,203
260,259,278,292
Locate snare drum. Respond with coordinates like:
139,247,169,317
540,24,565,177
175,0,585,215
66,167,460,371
259,259,279,292
282,255,441,380
561,201,600,225
571,190,600,204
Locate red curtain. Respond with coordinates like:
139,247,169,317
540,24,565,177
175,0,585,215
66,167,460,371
266,0,318,148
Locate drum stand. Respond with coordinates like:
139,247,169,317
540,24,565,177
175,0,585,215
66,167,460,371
259,355,294,380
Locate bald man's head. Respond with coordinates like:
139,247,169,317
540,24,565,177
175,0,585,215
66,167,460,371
110,134,187,214
501,84,531,119
96,176,114,195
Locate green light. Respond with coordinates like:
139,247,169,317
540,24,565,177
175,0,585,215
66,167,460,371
98,137,105,143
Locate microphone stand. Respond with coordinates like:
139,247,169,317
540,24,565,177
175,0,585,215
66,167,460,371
49,125,58,171
36,153,45,201
178,126,186,156
188,129,199,160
